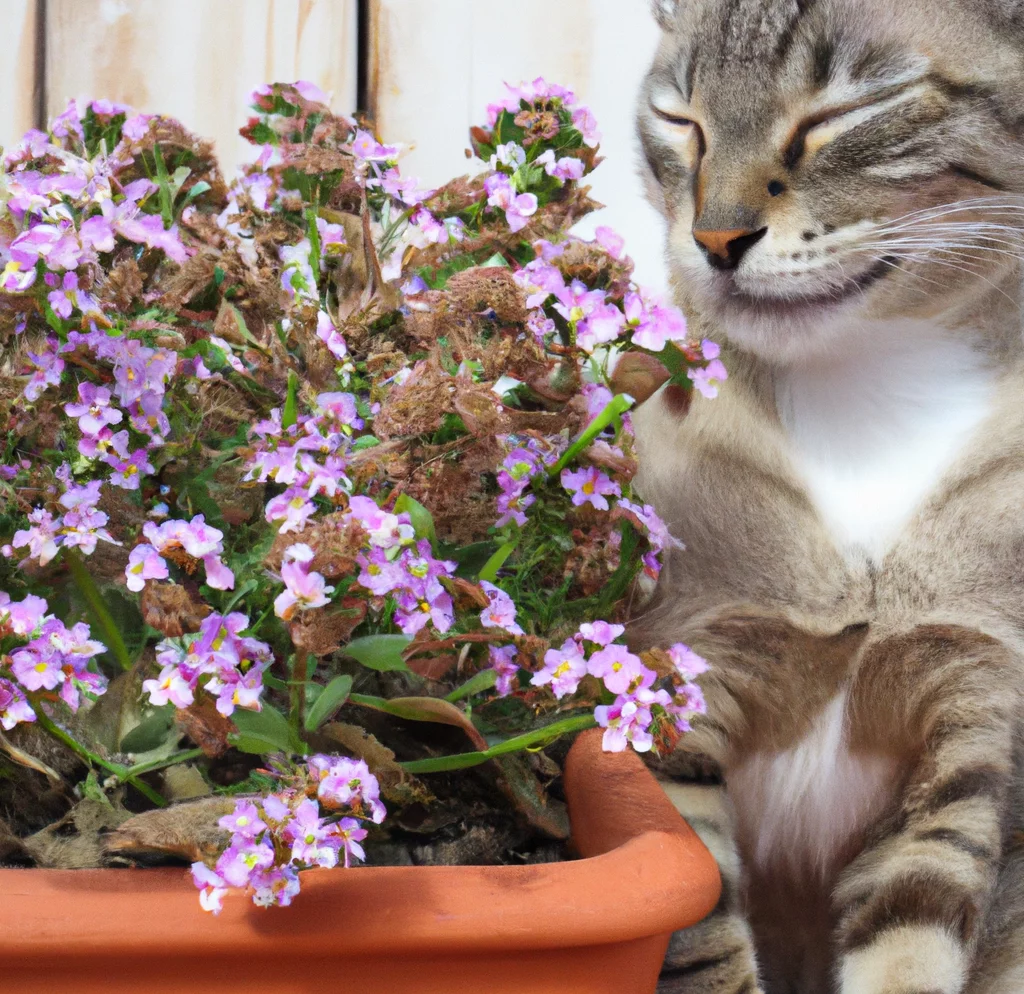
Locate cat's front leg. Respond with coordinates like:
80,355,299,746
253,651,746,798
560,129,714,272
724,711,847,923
834,626,1017,994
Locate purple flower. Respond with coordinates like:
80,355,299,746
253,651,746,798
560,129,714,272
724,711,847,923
479,581,524,635
250,865,302,908
0,679,36,731
484,173,538,233
560,466,621,511
688,358,728,399
624,289,688,352
531,639,588,698
142,662,195,708
594,226,625,260
356,547,408,596
344,496,414,549
216,839,275,888
668,643,709,681
316,310,348,360
311,755,386,824
595,693,656,753
336,817,368,868
218,801,268,840
125,543,169,592
537,150,584,181
192,862,229,915
394,580,454,635
0,592,48,636
577,620,625,646
587,644,655,696
283,799,339,868
10,508,61,566
274,544,335,620
489,645,520,697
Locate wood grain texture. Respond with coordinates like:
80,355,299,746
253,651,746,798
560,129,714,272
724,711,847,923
0,0,40,153
369,0,669,292
44,0,358,172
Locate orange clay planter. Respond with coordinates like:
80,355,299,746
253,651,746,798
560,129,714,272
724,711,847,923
0,729,720,994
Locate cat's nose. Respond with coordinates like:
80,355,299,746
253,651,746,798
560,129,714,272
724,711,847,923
693,227,768,270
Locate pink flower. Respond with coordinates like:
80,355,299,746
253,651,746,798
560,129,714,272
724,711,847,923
489,645,520,697
283,799,339,868
311,755,386,823
316,310,348,360
125,543,169,592
356,547,407,596
537,150,585,182
142,662,195,709
0,593,48,636
594,226,625,260
624,289,687,352
560,466,621,511
688,358,728,399
265,489,318,533
587,644,655,696
274,544,335,620
479,581,524,635
577,621,625,646
0,679,35,731
192,862,229,915
10,508,61,566
668,643,709,681
344,496,414,549
394,580,454,635
595,692,657,752
216,839,275,888
484,173,538,233
218,801,268,840
531,640,588,698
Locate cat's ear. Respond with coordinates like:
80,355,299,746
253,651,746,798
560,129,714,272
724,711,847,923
651,0,681,29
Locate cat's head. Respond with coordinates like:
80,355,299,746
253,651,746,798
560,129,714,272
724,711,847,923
640,0,1024,359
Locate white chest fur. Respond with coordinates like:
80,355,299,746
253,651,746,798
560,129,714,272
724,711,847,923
775,321,997,563
729,693,899,876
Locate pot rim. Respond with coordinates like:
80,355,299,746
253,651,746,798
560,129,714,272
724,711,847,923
0,729,721,960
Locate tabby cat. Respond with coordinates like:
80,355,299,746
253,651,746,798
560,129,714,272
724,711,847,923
631,1,1024,992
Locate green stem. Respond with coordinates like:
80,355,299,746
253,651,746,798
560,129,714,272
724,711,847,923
34,711,167,807
123,747,205,779
289,652,308,743
549,394,634,476
64,548,133,672
399,713,598,774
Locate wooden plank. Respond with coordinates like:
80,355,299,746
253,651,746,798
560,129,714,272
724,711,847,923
0,0,40,153
369,0,668,292
45,0,358,173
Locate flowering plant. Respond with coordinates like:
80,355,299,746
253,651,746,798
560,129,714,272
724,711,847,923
0,80,720,910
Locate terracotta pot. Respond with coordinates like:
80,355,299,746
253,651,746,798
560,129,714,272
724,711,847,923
0,729,720,993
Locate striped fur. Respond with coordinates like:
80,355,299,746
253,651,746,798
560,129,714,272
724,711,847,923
634,2,1024,992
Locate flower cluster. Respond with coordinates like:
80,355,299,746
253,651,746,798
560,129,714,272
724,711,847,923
531,622,708,752
142,612,272,716
0,592,107,722
126,515,234,592
192,754,384,912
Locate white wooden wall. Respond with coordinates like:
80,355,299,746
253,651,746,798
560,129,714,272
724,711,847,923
0,0,668,291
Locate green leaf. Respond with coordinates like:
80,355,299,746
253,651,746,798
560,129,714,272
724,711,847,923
351,435,380,452
445,668,498,703
399,713,598,774
478,541,517,582
152,144,173,227
479,252,510,268
169,165,191,198
282,369,300,429
394,493,436,542
304,674,353,732
119,707,175,754
350,694,487,750
229,705,305,756
343,634,412,672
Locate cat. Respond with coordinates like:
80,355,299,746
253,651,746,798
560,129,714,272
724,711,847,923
630,1,1024,992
